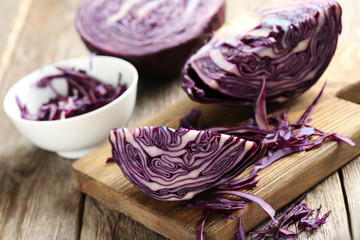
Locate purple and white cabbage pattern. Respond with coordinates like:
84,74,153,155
16,67,127,121
182,0,342,105
109,126,263,201
76,0,225,78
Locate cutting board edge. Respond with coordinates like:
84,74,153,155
72,166,198,240
72,107,360,240
72,139,360,240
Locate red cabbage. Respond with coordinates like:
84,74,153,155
235,216,246,240
216,174,259,191
213,190,277,222
254,77,269,129
183,81,354,177
179,108,202,130
182,0,342,105
108,75,354,239
197,211,209,240
183,174,264,240
179,80,353,239
109,126,264,201
184,198,247,211
249,194,331,239
75,0,225,78
17,67,127,121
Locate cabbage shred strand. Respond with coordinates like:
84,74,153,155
17,67,127,121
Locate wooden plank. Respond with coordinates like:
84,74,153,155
0,149,84,240
80,196,167,240
73,42,360,240
0,0,86,239
0,0,25,51
247,172,352,239
341,156,360,240
0,0,30,83
0,0,358,239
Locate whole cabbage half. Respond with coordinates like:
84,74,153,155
75,0,225,78
182,0,342,105
109,126,263,201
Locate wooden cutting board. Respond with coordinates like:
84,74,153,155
72,43,360,240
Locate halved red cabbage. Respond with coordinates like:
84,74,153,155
182,0,342,105
75,0,225,78
109,126,264,201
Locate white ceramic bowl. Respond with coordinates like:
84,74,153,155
3,56,138,159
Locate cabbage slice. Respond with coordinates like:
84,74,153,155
109,126,264,201
182,0,342,105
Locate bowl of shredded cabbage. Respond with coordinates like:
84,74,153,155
3,55,138,159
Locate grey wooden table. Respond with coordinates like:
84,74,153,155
0,0,359,239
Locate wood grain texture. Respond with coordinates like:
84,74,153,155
0,0,31,81
247,172,352,240
80,196,167,240
0,0,360,239
0,149,84,240
0,0,85,239
73,42,360,240
0,0,25,53
341,156,360,240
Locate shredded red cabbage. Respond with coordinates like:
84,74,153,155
236,216,246,240
213,190,277,223
184,198,246,211
216,174,259,191
249,194,330,239
254,78,269,130
183,174,260,239
179,79,353,239
183,81,354,178
16,67,127,121
179,108,202,130
197,211,209,240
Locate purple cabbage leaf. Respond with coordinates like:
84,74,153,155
17,67,127,121
249,194,331,240
109,126,264,201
